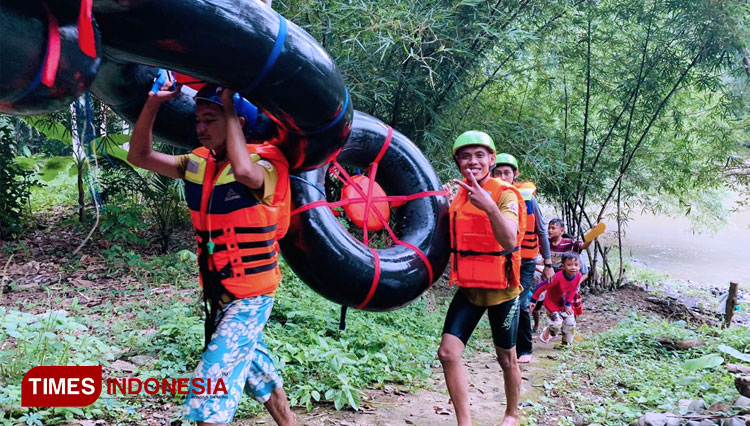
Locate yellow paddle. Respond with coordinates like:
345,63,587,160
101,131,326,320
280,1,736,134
583,222,606,243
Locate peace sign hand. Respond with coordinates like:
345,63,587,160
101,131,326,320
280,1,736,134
453,170,496,213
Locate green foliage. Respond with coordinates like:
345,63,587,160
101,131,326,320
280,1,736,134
96,156,188,252
0,308,118,422
39,156,77,183
91,258,444,415
624,263,670,288
99,245,196,285
21,116,72,146
144,304,205,377
683,354,724,371
98,204,149,245
265,262,443,412
0,117,34,239
534,313,750,425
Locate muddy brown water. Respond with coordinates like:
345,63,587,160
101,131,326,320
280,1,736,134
620,201,750,289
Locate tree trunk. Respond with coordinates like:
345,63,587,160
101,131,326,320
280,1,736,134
77,163,85,222
617,182,624,285
71,100,85,222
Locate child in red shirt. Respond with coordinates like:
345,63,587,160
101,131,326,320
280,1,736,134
530,252,582,345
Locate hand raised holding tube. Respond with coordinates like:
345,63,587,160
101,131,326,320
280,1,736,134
148,70,180,104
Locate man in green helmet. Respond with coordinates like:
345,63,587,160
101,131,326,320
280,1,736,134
439,130,524,426
492,153,554,364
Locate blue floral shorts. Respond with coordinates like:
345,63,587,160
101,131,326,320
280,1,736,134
183,295,283,423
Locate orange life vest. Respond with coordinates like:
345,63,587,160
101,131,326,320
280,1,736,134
449,177,526,289
183,142,290,299
514,181,539,259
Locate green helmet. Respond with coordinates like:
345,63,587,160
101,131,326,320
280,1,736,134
495,153,519,171
452,131,496,156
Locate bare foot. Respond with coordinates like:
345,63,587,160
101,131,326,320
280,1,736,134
517,354,532,364
498,414,520,426
539,328,551,343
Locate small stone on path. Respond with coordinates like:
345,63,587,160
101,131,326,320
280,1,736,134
689,399,707,414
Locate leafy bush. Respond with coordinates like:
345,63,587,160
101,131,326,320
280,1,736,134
98,258,444,416
533,313,749,425
100,245,196,285
0,117,34,239
97,158,189,252
0,308,119,423
264,262,443,412
98,204,149,245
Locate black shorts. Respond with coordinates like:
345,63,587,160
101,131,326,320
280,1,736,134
442,289,519,349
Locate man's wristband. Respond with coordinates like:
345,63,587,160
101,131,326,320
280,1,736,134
543,264,553,268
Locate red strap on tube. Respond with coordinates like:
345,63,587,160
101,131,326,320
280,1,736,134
290,191,448,216
292,126,443,309
361,126,392,244
78,0,97,57
356,248,381,309
41,5,61,88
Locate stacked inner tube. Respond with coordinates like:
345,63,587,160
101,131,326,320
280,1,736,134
0,0,451,310
90,0,351,170
0,1,101,114
280,111,450,311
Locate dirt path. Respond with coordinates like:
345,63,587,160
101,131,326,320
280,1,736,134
247,290,644,426
248,348,556,426
244,285,711,426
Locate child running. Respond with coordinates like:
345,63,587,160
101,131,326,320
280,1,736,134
529,252,582,346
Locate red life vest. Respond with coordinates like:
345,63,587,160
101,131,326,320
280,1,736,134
449,177,526,289
183,142,290,298
514,181,539,259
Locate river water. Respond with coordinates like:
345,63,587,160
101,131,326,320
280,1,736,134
621,202,750,289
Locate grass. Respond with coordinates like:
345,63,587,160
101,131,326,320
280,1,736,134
28,171,78,213
0,246,449,424
529,313,750,425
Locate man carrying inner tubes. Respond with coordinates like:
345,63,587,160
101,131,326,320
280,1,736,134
128,80,296,426
492,153,554,364
440,131,525,426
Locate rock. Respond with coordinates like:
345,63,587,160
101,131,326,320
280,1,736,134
737,375,750,398
684,421,701,426
109,359,137,372
709,401,731,413
678,399,694,414
572,413,586,426
721,418,745,426
689,399,707,414
665,416,681,426
735,396,750,414
128,355,154,366
639,412,668,426
698,420,718,426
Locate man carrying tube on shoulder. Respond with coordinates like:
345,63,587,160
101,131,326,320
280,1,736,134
439,131,526,426
128,79,296,425
492,153,554,364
